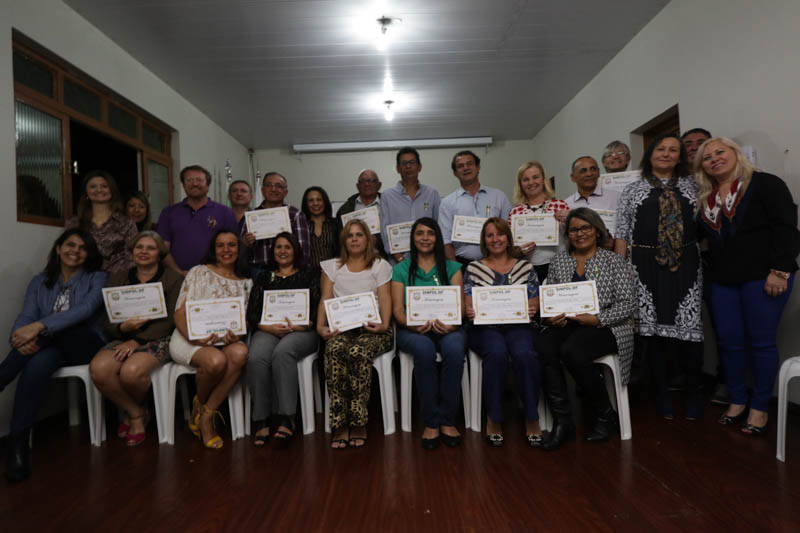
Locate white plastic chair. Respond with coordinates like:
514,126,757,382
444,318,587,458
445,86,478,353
51,364,106,446
595,354,632,441
468,350,552,433
153,362,245,445
243,351,323,436
324,348,397,435
777,355,800,462
398,350,470,433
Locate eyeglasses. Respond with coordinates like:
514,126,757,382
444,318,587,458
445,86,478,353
263,182,286,190
358,179,379,185
398,160,419,168
604,151,628,158
568,224,594,235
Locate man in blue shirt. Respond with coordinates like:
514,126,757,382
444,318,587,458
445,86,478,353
439,150,512,266
381,147,441,263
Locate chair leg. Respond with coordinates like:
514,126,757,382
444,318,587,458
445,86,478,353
399,352,413,433
228,381,245,440
375,355,396,435
150,365,170,445
324,384,331,434
469,350,482,432
777,360,796,462
67,379,81,427
313,359,323,415
461,360,471,430
298,357,316,435
179,378,191,422
244,385,252,436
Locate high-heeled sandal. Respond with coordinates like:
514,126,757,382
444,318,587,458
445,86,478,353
125,409,149,447
252,419,271,447
187,395,202,437
117,420,131,439
198,404,226,449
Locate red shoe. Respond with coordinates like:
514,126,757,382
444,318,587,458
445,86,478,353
116,421,130,439
125,409,149,446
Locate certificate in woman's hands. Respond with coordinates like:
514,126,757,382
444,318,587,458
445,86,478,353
472,286,529,325
102,282,168,323
185,296,247,340
386,221,413,253
244,206,291,240
511,214,559,246
261,289,310,325
451,215,486,244
341,206,381,234
324,292,380,332
540,281,600,317
406,286,461,326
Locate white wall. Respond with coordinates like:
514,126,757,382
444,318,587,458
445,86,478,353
255,140,535,208
529,0,800,398
0,0,249,435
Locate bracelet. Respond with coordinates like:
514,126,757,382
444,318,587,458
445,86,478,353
770,269,790,280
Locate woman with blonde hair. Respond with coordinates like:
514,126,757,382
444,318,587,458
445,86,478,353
508,161,569,281
696,137,799,435
318,219,393,449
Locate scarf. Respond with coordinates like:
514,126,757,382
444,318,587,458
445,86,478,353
644,174,683,272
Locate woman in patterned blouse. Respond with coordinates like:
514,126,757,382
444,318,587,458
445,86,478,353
696,137,799,435
65,170,138,274
535,208,635,450
508,161,570,282
302,186,340,273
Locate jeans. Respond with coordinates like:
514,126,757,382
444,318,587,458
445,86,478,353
396,327,466,428
711,275,794,411
468,325,540,423
0,324,104,436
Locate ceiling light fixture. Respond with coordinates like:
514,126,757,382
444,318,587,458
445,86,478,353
376,15,400,51
293,137,494,153
383,100,395,122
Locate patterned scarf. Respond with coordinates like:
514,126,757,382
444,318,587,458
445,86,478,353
644,174,682,272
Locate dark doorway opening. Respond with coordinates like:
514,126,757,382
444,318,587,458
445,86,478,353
70,120,139,213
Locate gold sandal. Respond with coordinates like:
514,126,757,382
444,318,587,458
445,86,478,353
188,395,201,437
199,404,226,450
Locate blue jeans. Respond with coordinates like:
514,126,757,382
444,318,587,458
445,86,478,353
0,324,104,436
469,325,540,423
710,275,794,411
396,327,466,428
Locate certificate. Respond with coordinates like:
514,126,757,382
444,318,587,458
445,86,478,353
406,286,462,326
245,206,291,240
102,282,168,323
540,281,600,317
600,170,641,193
451,215,486,244
594,209,617,236
185,296,247,340
260,289,310,326
386,221,413,254
511,214,559,246
324,292,381,332
472,286,529,325
341,206,381,234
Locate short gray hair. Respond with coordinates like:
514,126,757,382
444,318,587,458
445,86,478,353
127,230,169,258
602,140,630,159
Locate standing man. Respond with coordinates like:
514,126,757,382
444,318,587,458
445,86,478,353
439,150,512,266
381,147,441,263
565,156,620,211
228,179,253,233
336,169,387,257
681,128,712,167
243,171,310,277
600,140,632,173
156,164,237,275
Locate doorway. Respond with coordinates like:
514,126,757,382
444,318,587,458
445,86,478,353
69,120,140,212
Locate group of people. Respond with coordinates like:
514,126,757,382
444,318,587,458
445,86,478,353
3,133,797,483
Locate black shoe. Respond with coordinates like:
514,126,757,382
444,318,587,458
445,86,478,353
5,430,31,483
584,408,619,442
540,420,575,451
718,408,748,426
440,433,462,448
421,436,441,450
485,433,504,447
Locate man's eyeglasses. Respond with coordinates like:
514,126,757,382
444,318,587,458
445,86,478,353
263,182,286,190
398,160,419,168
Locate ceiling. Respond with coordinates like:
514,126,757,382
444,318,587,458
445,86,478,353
64,0,669,150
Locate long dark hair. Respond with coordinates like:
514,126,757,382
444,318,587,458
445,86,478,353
76,170,125,230
408,217,450,287
125,191,153,231
270,231,304,271
301,186,333,220
202,229,251,279
639,133,689,179
44,229,102,288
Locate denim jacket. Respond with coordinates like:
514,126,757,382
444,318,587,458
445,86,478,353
11,270,107,337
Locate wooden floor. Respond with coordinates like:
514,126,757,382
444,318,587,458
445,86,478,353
3,388,800,533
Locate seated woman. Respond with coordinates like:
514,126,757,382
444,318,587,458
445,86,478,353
695,137,800,435
89,231,184,446
391,217,466,450
302,186,340,273
317,219,393,449
170,230,252,449
1,229,106,482
126,191,156,232
464,218,541,447
535,208,635,450
246,232,320,446
65,170,138,274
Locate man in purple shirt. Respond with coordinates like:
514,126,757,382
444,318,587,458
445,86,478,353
242,171,310,277
156,165,238,275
